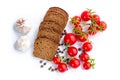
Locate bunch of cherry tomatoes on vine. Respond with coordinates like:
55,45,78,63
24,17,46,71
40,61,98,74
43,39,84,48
53,9,107,73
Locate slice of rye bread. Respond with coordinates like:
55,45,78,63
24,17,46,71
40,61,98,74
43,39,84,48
37,29,61,44
39,21,63,34
46,11,68,25
48,7,68,19
47,7,69,21
33,38,58,61
44,11,67,27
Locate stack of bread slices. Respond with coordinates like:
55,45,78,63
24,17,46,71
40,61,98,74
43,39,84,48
33,7,69,61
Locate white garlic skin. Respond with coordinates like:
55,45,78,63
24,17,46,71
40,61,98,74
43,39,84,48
15,18,31,34
15,36,30,52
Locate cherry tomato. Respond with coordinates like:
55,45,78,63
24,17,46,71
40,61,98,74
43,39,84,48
99,21,107,31
67,46,78,57
88,26,97,35
92,14,100,24
71,16,81,24
77,32,88,42
79,52,89,62
81,11,91,21
64,33,77,45
73,24,82,34
82,42,92,52
69,58,80,68
57,63,67,72
53,57,61,64
83,62,91,70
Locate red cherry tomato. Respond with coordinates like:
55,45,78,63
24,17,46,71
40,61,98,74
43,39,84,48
67,46,78,57
69,58,80,68
82,42,92,52
77,32,88,42
99,21,107,31
71,16,81,24
79,52,89,62
81,11,91,21
88,26,97,35
73,24,82,34
53,57,61,64
92,14,100,24
57,63,67,72
64,33,77,45
83,62,91,70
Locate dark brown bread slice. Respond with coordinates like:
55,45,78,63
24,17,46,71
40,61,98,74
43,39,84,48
33,38,58,61
44,11,66,27
37,29,61,44
47,11,68,23
48,7,69,20
39,21,63,34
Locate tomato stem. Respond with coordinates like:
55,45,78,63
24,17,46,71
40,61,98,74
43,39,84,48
81,22,91,26
89,58,95,69
87,8,96,14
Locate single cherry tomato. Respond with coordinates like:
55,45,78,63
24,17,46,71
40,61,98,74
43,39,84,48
73,24,82,34
77,32,88,42
81,11,91,21
69,58,80,68
88,26,97,35
82,42,92,52
57,63,67,72
67,46,78,57
53,56,61,64
91,14,100,24
79,52,89,62
83,62,91,70
64,33,77,45
71,16,81,24
99,21,107,31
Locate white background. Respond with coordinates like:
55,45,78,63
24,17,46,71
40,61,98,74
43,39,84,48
0,0,120,80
